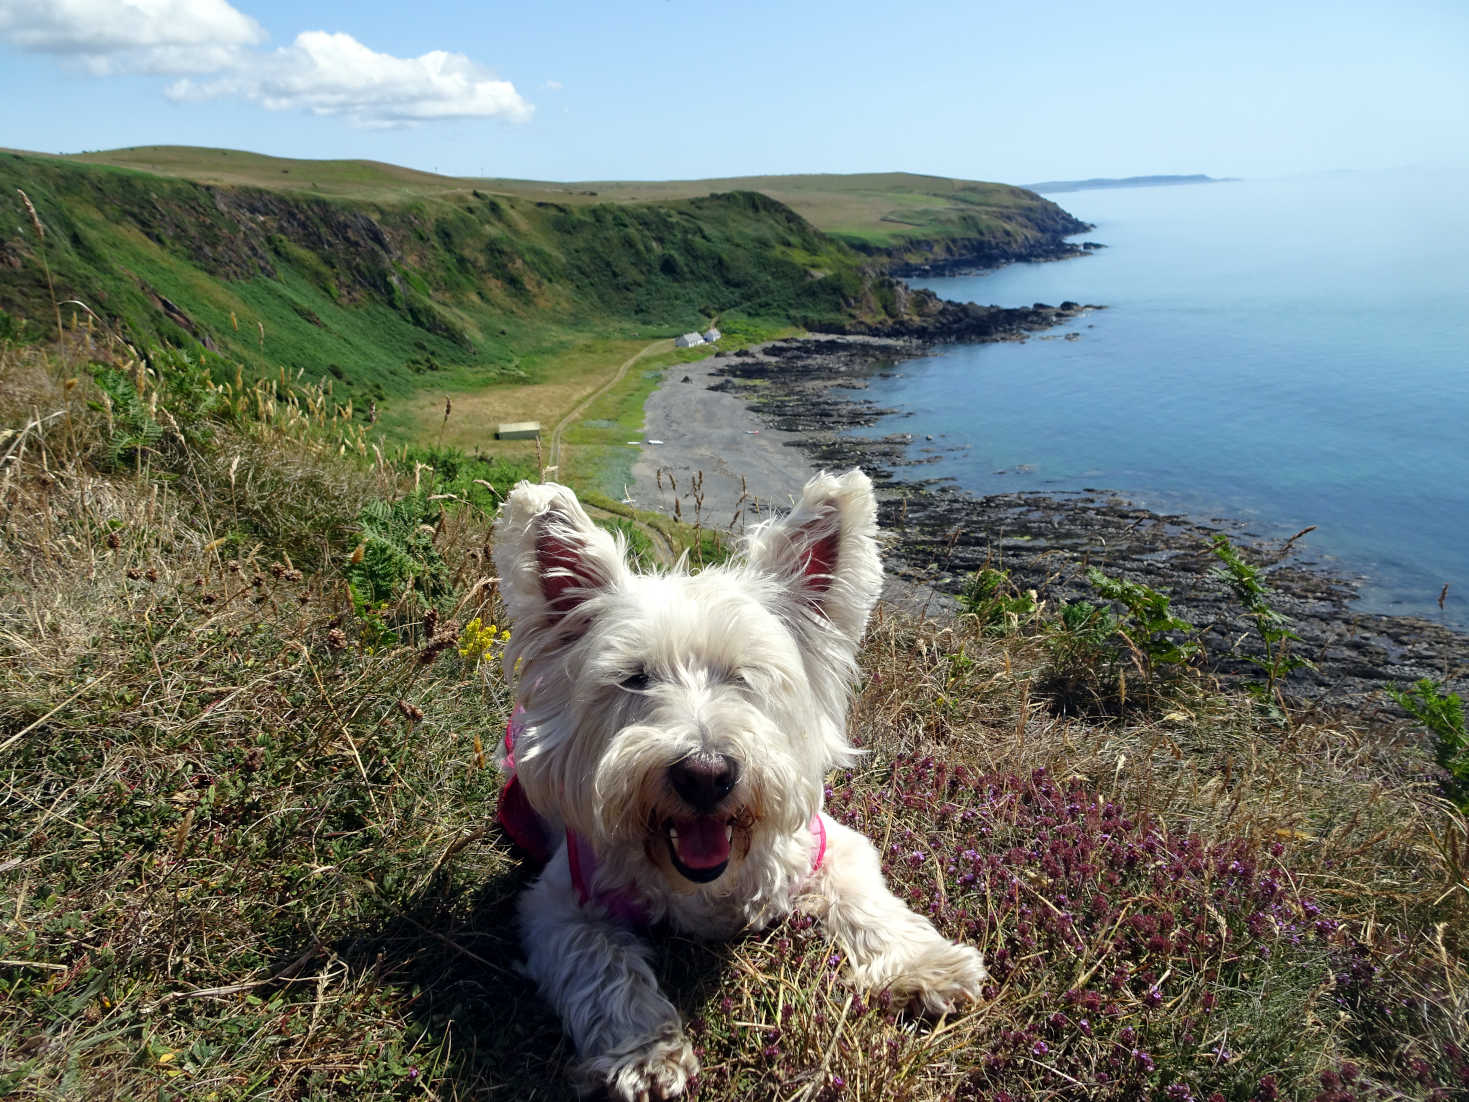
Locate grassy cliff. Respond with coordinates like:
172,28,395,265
1,151,875,408
59,147,1091,258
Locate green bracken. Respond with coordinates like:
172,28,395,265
1390,678,1469,809
1211,533,1316,713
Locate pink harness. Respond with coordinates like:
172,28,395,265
498,708,828,925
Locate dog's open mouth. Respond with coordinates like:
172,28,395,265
664,817,734,883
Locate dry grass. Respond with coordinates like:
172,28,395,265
2,340,1465,1100
670,611,1468,1100
381,336,655,460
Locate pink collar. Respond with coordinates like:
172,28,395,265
499,708,829,926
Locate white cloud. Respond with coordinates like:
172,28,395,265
0,2,531,127
544,79,563,91
0,0,265,73
167,31,531,128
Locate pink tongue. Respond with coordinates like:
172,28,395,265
673,817,731,869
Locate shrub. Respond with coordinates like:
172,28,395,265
1085,565,1200,673
1042,568,1197,715
400,444,538,516
958,566,1038,632
1211,535,1314,712
1390,678,1468,808
1042,597,1125,714
344,493,450,614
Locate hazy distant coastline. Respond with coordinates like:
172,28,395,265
1026,173,1236,194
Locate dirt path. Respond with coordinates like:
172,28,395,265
545,338,671,476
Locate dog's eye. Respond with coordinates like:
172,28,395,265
620,671,651,692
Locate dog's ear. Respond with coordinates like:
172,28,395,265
745,469,882,645
493,481,627,629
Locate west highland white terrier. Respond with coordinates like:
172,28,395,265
492,469,986,1100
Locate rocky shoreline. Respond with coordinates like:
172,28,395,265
825,291,1106,341
867,205,1097,278
885,238,1104,279
699,333,1466,706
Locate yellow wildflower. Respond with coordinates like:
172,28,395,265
457,617,503,664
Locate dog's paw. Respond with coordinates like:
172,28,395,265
585,1024,699,1102
900,941,988,1017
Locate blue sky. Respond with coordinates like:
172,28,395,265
2,0,1465,184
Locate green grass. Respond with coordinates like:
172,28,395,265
2,339,1466,1100
60,144,475,199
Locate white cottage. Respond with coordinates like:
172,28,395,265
702,327,721,343
674,332,705,348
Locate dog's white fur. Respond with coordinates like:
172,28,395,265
494,470,986,1100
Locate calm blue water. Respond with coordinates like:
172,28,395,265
865,169,1469,626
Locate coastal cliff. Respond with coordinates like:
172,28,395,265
839,190,1094,276
1,151,1094,402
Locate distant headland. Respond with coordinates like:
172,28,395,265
1025,173,1236,194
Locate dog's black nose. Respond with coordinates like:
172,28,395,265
669,752,739,812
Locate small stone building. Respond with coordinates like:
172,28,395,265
496,421,541,440
674,332,705,349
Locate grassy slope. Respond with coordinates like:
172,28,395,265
1,151,868,412
52,145,1086,255
61,145,471,199
1,340,1465,1101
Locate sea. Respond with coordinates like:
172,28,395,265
856,168,1469,628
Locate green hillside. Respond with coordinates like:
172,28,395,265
0,150,878,409
53,145,1088,259
517,170,1091,261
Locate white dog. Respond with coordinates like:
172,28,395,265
492,470,986,1100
